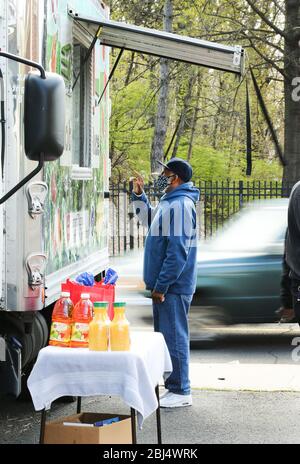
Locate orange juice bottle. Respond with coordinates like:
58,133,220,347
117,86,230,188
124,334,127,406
49,292,73,347
70,293,93,348
110,302,131,351
89,302,110,351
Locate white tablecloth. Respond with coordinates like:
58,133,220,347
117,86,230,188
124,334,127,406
27,331,172,428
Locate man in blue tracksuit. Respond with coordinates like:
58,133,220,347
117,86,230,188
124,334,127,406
131,158,200,408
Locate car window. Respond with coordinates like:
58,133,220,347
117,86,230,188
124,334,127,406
212,205,287,251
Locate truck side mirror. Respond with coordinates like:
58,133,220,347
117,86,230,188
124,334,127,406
0,51,66,204
24,72,65,161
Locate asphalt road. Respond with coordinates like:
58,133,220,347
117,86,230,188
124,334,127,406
119,297,300,364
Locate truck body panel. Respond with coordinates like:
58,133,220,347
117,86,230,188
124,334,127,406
1,0,110,313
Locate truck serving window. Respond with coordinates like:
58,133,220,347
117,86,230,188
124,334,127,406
72,42,93,170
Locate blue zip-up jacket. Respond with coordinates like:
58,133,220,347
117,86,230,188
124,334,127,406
132,182,200,295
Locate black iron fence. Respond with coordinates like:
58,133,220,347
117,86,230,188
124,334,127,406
109,180,293,256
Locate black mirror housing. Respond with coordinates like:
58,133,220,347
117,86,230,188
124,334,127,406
24,72,65,161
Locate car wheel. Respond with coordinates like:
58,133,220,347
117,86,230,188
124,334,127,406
189,305,229,344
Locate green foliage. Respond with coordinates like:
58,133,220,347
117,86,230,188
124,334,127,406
108,0,285,183
175,140,282,181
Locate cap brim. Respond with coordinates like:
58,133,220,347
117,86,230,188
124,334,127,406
157,160,169,169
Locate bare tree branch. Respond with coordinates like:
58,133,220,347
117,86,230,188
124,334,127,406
246,36,287,78
272,0,285,15
245,0,287,38
111,152,127,169
201,28,284,54
241,35,284,54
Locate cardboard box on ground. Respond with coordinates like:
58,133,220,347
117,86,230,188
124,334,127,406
44,412,132,444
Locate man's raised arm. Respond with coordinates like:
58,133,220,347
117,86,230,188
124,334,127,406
131,174,155,227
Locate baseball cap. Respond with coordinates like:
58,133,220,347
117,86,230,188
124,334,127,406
157,157,193,182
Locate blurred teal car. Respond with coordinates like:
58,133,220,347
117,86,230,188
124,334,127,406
193,199,289,325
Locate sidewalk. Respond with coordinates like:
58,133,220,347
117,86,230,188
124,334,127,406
190,362,300,392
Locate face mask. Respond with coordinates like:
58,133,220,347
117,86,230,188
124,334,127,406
154,174,175,193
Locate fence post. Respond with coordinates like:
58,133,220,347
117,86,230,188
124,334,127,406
239,180,244,209
123,181,127,253
110,184,115,256
128,180,134,250
117,183,121,254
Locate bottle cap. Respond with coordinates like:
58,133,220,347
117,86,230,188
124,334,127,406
81,293,90,299
61,291,70,297
113,302,126,307
94,301,109,308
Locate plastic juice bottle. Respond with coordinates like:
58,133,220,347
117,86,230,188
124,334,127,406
70,293,93,348
110,302,131,351
49,292,74,347
89,302,110,351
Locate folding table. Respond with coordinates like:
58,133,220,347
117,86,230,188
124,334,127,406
27,331,172,444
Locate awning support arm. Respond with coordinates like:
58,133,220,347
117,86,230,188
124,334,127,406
250,67,286,167
164,114,183,161
97,48,124,106
72,25,102,91
245,78,252,176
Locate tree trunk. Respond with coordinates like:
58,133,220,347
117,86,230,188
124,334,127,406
211,77,224,149
187,71,201,162
124,52,135,86
282,0,300,185
171,72,196,158
150,0,173,173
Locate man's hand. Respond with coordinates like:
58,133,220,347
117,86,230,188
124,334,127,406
131,172,144,195
151,290,165,304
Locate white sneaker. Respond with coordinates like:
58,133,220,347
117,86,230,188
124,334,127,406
159,392,192,408
159,390,171,400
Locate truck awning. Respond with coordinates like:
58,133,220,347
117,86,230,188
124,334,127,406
68,10,245,75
